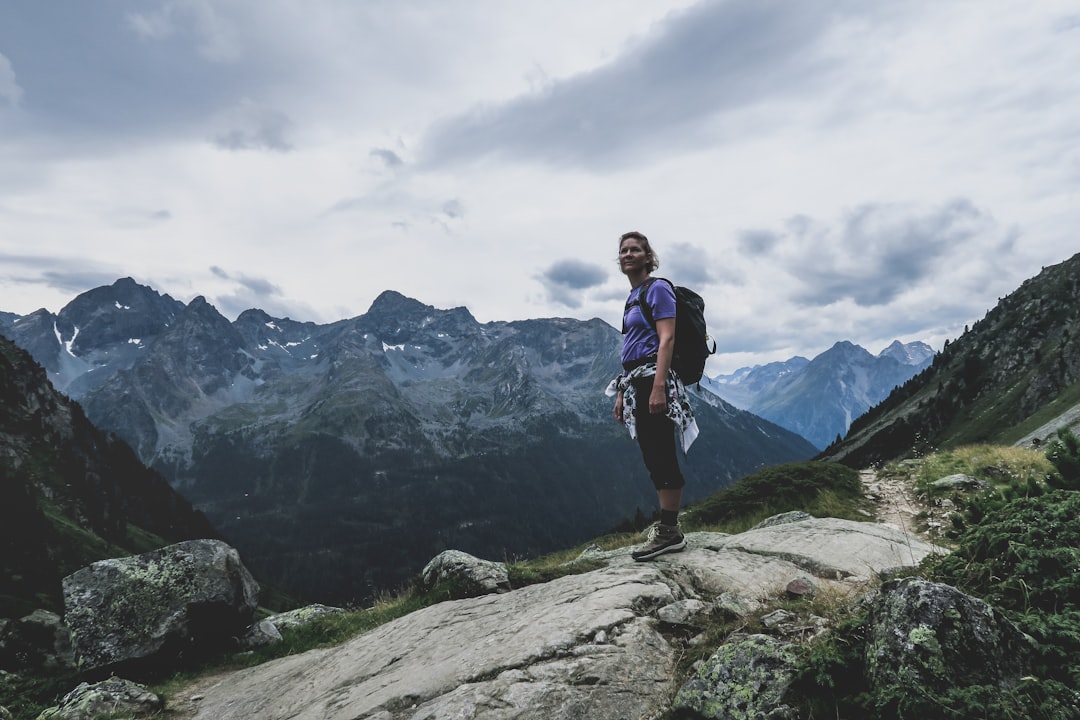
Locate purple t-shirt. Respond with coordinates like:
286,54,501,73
621,279,676,367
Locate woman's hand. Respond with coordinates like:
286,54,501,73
649,384,667,414
613,394,624,423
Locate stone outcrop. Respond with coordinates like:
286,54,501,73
421,549,511,597
182,517,944,720
62,539,259,676
865,577,1034,695
36,677,162,720
265,603,345,632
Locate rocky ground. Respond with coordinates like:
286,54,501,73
158,467,935,719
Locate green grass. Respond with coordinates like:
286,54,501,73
683,461,869,533
998,376,1080,444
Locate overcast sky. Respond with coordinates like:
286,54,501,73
1,1,1077,374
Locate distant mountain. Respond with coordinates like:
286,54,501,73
0,333,217,618
822,251,1080,467
703,341,934,450
1,280,817,605
700,356,810,410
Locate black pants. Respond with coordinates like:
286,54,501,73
631,377,686,491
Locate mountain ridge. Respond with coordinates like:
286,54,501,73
1,279,817,604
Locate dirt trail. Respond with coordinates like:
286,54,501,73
859,467,936,540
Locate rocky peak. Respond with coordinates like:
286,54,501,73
362,291,479,344
878,339,935,366
55,277,183,355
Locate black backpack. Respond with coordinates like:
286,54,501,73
627,277,716,385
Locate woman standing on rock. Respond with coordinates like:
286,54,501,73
608,231,697,561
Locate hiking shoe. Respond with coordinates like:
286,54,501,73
631,523,686,561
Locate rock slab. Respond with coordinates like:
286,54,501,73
187,518,944,720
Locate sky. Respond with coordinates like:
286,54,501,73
1,1,1078,374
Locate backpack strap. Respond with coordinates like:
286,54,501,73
636,277,672,335
622,277,659,334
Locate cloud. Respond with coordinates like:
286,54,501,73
539,259,608,308
0,52,22,106
207,266,317,320
370,148,404,168
742,199,1008,307
737,230,781,256
441,199,465,220
419,0,844,169
127,0,243,63
543,259,607,289
662,242,716,286
211,99,293,152
0,253,126,307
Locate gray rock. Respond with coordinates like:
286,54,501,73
930,473,991,491
657,599,711,628
0,609,75,672
36,677,162,720
672,634,798,720
421,549,510,596
865,577,1033,694
238,620,282,650
265,603,345,632
715,591,757,618
62,539,259,675
751,511,814,529
760,609,796,629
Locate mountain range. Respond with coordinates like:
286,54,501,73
0,280,816,604
824,251,1080,466
702,340,934,449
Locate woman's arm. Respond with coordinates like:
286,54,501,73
649,317,675,414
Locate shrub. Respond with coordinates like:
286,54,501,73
792,489,1080,718
1045,427,1080,490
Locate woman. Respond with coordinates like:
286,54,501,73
609,230,695,561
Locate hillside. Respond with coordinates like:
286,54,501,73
0,335,218,618
821,252,1080,467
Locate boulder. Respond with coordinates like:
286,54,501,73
265,603,345,632
0,609,75,672
421,549,510,597
865,577,1033,694
62,539,259,676
671,634,798,720
237,620,282,650
36,677,162,720
930,473,990,492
